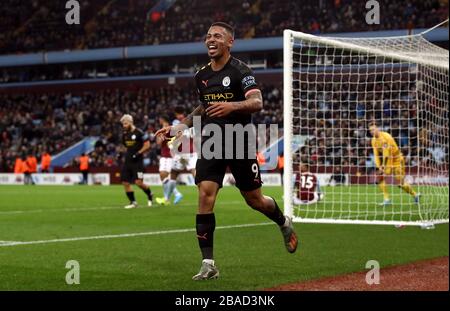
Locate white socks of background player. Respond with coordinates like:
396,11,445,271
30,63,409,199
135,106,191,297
162,177,180,201
162,177,170,200
173,187,181,197
186,174,195,185
166,179,177,200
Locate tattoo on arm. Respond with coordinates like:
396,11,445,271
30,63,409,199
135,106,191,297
183,104,205,128
232,90,263,114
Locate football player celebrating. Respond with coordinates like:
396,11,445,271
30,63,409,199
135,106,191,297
156,22,298,281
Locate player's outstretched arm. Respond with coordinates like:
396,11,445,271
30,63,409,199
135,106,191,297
182,104,206,128
155,104,205,140
205,90,262,117
155,134,164,145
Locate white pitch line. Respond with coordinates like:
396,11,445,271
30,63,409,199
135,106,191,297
0,240,21,245
0,201,248,216
0,222,273,247
0,206,121,215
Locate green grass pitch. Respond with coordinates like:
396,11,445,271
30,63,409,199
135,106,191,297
0,185,448,290
296,185,449,222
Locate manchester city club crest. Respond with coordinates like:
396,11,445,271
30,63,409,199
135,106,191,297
222,76,230,87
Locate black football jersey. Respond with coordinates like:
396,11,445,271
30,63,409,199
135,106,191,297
122,127,148,162
195,56,260,128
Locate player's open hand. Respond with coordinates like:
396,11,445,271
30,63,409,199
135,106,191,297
155,125,185,145
155,126,171,143
206,102,235,118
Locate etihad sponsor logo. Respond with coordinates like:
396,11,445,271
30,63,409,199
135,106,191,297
203,93,234,101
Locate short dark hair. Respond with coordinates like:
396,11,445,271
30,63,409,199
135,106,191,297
174,106,185,115
159,114,170,123
210,22,235,38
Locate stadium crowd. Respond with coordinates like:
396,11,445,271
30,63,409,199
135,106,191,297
1,80,447,173
0,0,447,54
0,59,169,83
0,84,283,172
296,78,448,172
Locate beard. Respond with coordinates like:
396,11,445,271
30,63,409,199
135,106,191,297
208,48,224,60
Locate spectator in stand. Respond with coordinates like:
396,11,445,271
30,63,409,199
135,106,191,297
0,79,446,174
0,0,447,54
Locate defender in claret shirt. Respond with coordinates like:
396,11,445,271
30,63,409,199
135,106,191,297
120,114,153,209
156,22,298,281
155,114,184,205
293,163,323,206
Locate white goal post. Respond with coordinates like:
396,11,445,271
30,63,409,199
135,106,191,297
283,29,449,227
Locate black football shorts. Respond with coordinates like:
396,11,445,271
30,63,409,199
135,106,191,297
120,160,144,183
195,158,262,191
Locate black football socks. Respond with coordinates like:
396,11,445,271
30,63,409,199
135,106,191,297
196,213,216,260
142,187,153,200
126,191,136,203
264,196,286,226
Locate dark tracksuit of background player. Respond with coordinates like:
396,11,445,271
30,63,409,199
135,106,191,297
121,127,153,204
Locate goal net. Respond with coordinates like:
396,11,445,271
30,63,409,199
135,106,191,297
283,29,449,227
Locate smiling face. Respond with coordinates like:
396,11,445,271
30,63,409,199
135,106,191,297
205,25,234,60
